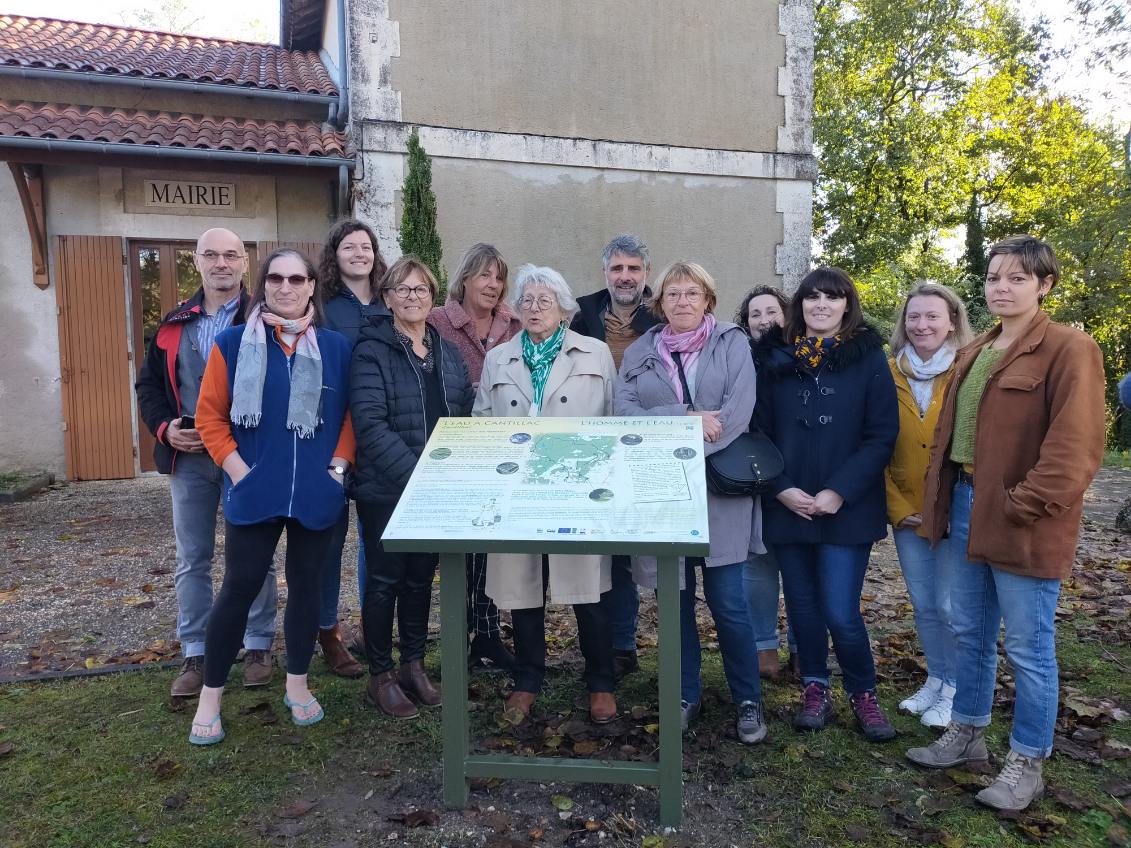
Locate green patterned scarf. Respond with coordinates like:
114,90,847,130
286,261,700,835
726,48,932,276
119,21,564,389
520,323,567,414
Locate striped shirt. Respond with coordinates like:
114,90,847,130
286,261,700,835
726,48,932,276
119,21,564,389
194,295,241,362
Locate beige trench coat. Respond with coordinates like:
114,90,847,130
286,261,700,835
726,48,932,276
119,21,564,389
473,329,615,609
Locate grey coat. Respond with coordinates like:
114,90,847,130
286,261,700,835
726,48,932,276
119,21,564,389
615,319,761,583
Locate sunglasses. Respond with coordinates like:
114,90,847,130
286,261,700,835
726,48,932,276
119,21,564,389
264,274,311,288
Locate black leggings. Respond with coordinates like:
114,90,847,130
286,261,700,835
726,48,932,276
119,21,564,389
357,500,437,675
203,518,332,688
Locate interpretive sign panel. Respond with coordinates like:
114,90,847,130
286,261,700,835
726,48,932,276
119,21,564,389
382,416,710,551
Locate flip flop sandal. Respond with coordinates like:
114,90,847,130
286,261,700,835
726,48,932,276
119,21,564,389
284,694,325,727
189,715,225,746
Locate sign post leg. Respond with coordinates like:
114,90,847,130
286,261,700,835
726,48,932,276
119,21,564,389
439,551,470,809
655,554,683,828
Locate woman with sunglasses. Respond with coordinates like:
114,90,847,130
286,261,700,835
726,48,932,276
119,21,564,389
188,249,356,744
350,257,474,719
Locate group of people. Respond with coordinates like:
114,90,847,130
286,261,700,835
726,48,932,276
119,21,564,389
136,225,1106,813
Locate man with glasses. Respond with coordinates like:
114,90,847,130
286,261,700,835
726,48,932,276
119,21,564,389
569,233,660,678
136,228,278,698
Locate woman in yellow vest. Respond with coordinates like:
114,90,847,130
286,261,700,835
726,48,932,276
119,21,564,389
885,282,972,729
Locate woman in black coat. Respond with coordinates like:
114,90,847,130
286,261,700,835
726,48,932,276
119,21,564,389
754,267,898,741
350,257,474,719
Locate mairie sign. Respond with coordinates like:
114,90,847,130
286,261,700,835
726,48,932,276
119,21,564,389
143,180,235,209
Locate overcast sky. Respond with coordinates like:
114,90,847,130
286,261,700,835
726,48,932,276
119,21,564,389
7,0,1128,125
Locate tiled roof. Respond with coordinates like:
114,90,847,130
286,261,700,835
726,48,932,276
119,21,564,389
0,15,338,96
0,100,348,158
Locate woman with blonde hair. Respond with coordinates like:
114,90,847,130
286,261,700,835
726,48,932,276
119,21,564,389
885,282,973,729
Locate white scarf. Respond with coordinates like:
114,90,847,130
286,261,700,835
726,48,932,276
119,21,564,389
896,343,955,417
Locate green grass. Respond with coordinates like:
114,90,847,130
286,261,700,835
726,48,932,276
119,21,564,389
1104,449,1131,468
3,624,1131,847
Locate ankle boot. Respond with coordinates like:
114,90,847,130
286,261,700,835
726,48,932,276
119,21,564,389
366,671,418,719
975,750,1045,811
906,722,988,768
319,624,364,678
398,659,442,706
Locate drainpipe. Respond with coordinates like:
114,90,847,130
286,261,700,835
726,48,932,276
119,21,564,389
337,164,350,217
330,0,350,129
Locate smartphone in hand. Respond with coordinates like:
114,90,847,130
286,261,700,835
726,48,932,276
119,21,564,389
179,415,196,430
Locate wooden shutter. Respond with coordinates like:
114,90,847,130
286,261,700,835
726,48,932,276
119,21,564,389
55,235,136,480
256,241,324,265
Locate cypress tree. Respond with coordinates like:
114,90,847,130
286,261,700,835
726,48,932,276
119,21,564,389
399,129,448,303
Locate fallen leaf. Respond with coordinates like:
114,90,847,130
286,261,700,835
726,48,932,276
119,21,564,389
153,759,180,778
277,799,317,819
0,741,14,757
163,792,187,810
403,809,439,828
641,837,668,848
551,794,574,811
573,740,601,755
845,824,870,841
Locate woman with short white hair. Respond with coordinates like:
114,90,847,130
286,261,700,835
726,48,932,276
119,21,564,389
474,264,619,725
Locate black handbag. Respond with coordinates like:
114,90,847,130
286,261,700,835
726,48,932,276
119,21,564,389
672,352,784,496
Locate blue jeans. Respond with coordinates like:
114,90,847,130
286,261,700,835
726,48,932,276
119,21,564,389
317,504,367,629
602,554,639,652
777,542,876,694
947,481,1060,759
742,548,797,652
680,560,761,706
170,452,276,657
893,528,956,687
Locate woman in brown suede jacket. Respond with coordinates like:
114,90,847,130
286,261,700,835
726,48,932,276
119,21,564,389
906,236,1106,813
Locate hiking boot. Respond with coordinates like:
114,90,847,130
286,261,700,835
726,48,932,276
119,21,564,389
793,682,834,731
367,670,419,719
736,700,768,744
899,677,942,716
589,691,618,724
849,690,896,741
906,722,988,768
975,750,1045,811
469,634,516,672
613,649,640,679
758,649,781,679
243,649,274,688
171,655,204,698
920,684,955,729
680,699,702,731
319,624,364,678
398,659,442,707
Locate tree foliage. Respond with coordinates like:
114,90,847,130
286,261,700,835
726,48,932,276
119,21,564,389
814,0,1131,444
399,130,448,304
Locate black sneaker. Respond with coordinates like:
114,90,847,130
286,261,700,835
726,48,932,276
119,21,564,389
468,635,516,672
736,700,768,744
793,681,834,731
613,649,640,679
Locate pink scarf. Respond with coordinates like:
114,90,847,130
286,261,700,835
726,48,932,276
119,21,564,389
654,313,716,403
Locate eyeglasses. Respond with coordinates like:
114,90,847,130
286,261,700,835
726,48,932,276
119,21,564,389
518,296,557,312
196,251,246,264
663,288,704,304
264,273,311,288
389,285,432,300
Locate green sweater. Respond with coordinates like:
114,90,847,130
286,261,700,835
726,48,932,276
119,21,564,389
949,345,1005,467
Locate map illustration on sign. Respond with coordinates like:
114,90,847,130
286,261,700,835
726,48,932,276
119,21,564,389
381,416,710,549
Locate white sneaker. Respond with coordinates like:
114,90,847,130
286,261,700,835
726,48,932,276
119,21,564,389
898,677,942,716
921,684,955,728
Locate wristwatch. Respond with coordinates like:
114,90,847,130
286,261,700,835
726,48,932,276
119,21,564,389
327,463,348,475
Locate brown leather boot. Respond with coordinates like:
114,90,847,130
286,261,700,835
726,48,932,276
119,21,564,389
758,649,781,679
366,671,419,719
590,691,618,724
398,659,442,707
319,624,363,678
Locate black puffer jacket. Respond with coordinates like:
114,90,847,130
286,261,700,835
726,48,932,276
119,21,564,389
350,315,473,503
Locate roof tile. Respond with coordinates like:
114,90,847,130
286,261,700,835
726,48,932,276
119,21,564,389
0,15,338,96
0,100,348,158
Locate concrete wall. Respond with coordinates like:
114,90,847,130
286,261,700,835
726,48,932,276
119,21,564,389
0,172,65,475
387,0,784,152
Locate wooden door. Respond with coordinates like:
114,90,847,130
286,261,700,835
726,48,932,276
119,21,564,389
54,235,136,480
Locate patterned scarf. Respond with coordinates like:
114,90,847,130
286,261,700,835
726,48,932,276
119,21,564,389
793,333,843,370
896,343,955,416
230,303,323,438
520,323,567,414
655,313,716,403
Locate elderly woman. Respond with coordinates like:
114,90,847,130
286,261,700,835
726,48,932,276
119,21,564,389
313,219,390,679
735,285,795,679
753,267,898,743
189,249,355,744
886,282,973,729
474,264,618,724
907,237,1105,811
430,244,522,672
350,256,474,719
616,262,766,745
